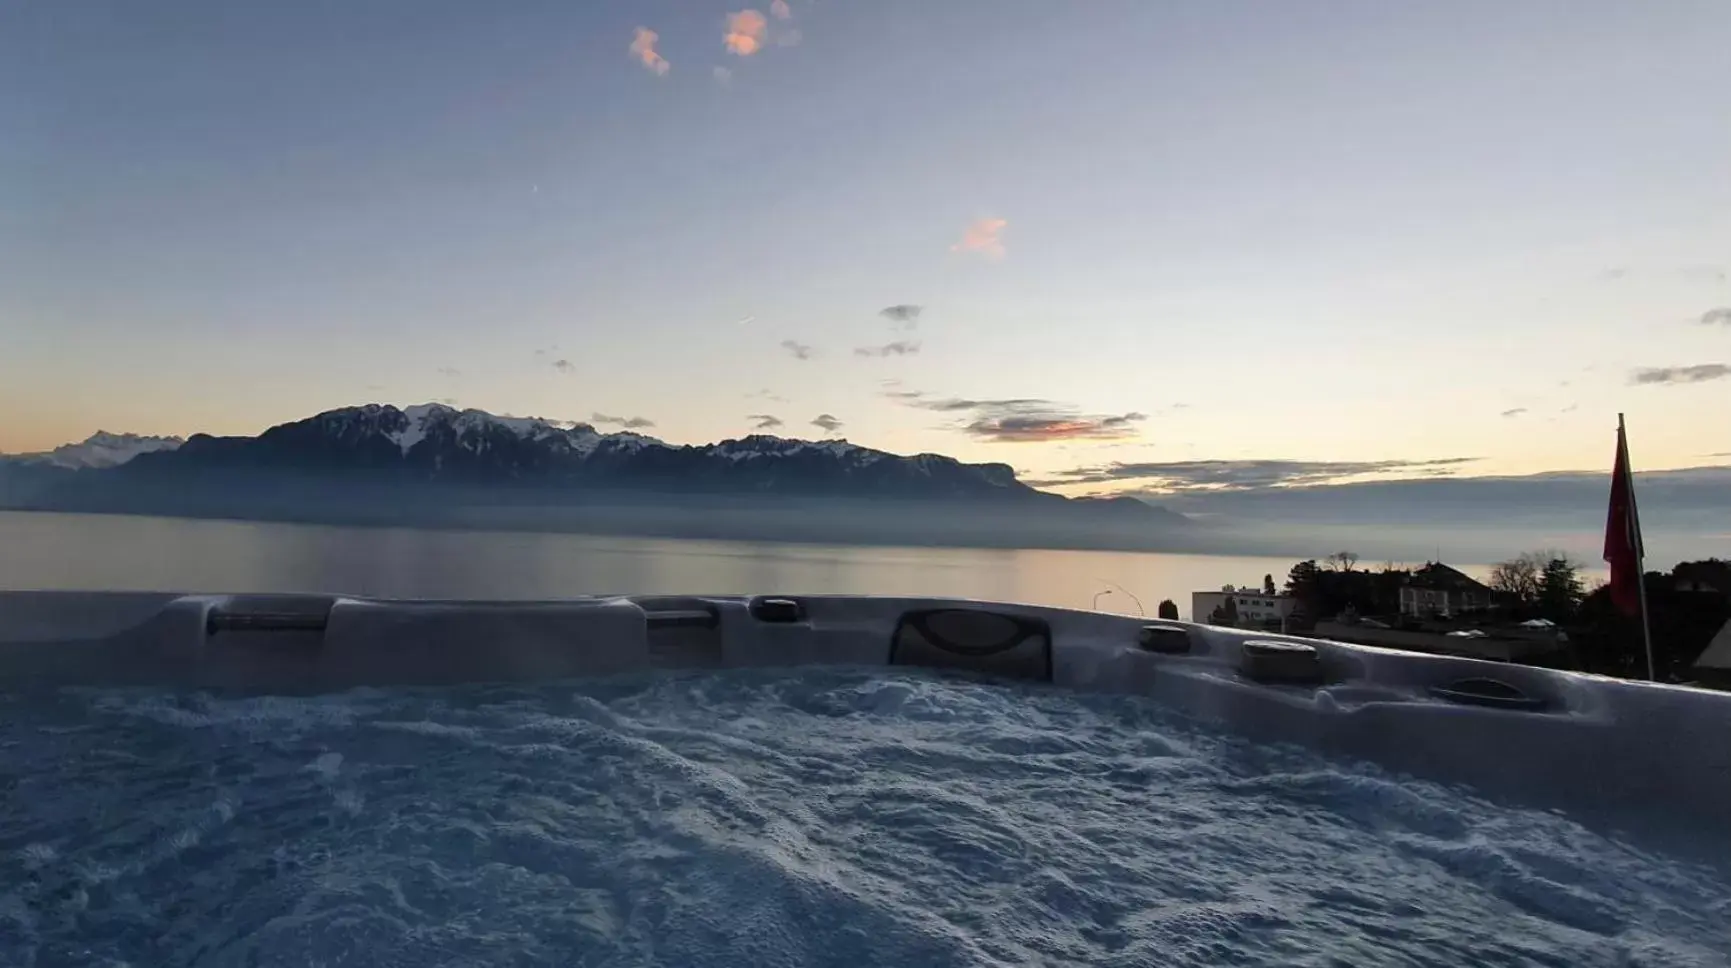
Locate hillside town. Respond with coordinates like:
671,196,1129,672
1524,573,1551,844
1168,553,1731,689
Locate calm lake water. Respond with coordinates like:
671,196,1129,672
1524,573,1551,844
0,511,1319,621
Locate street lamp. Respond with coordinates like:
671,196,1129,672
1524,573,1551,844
1092,589,1112,611
1095,579,1145,616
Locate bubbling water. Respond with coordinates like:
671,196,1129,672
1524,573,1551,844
3,670,1728,967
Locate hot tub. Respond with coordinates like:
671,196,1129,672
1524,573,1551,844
2,591,1729,965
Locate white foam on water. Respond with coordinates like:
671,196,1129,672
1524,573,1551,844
305,752,343,780
3,669,1729,967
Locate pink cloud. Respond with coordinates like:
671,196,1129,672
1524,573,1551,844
951,217,1008,258
724,10,768,56
770,0,792,20
629,27,669,76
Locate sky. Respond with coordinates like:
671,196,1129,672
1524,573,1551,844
3,0,1729,497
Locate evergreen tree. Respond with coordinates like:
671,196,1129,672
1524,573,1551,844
1157,599,1179,620
1208,595,1239,627
1286,560,1321,603
1536,557,1585,620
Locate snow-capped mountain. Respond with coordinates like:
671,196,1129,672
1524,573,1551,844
106,403,1038,500
2,404,1192,543
5,431,185,469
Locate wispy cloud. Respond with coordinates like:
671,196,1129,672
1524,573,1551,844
854,340,921,358
951,218,1007,259
747,413,783,430
889,392,1043,412
629,27,670,76
888,391,1145,443
746,388,788,403
437,366,461,378
879,304,922,329
1684,265,1729,285
1030,457,1483,491
811,413,843,433
713,66,733,85
1595,267,1628,282
1630,363,1731,385
1500,407,1527,418
592,412,656,430
724,9,768,56
534,349,571,373
966,411,1143,443
767,0,799,45
780,339,814,361
1700,307,1731,327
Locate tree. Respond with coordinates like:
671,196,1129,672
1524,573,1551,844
1368,563,1411,616
1157,599,1179,620
1488,552,1546,604
1207,595,1239,627
1536,556,1585,621
1577,566,1728,682
1286,560,1321,601
1263,573,1277,596
1284,557,1401,620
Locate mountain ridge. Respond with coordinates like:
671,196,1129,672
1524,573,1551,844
115,402,1037,499
7,430,186,470
1,403,1191,536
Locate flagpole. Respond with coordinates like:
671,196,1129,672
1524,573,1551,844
1621,413,1657,681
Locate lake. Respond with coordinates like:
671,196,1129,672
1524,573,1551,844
0,511,1327,621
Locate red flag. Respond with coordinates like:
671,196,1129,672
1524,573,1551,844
1603,420,1644,616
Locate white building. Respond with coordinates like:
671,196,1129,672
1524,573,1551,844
1192,585,1296,627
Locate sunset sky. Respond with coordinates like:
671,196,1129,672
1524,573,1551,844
4,0,1728,494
